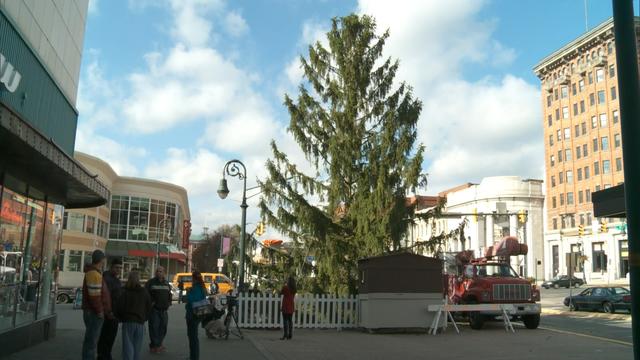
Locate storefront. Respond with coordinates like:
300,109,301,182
1,9,109,354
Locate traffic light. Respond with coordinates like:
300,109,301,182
600,221,608,233
518,210,527,224
578,224,584,237
256,221,266,236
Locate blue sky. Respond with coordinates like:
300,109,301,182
77,0,617,236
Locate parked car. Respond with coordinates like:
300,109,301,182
542,275,584,289
563,286,631,313
56,287,78,304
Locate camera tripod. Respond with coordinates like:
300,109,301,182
223,298,244,340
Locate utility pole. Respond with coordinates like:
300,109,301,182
612,1,640,358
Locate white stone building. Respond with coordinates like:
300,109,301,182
407,176,545,281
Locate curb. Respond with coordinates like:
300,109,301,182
542,307,632,321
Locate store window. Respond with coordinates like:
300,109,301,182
592,242,607,272
66,250,83,272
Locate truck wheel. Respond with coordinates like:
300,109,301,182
469,312,484,330
523,314,540,329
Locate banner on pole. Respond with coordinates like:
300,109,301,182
222,237,231,255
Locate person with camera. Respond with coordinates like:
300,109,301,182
185,271,207,360
280,276,297,340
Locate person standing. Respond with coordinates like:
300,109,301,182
280,276,297,340
185,271,206,360
82,250,111,360
178,280,184,304
97,259,123,360
146,266,172,353
116,269,152,360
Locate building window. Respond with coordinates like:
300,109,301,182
597,90,606,104
579,190,584,203
567,192,574,205
572,83,577,95
553,218,558,230
549,134,554,146
594,161,600,175
564,128,570,139
550,155,555,167
85,215,95,234
589,93,595,106
592,242,607,272
614,133,621,148
581,121,586,135
586,211,592,224
555,108,560,120
611,86,617,100
593,137,598,152
616,157,622,172
562,107,569,119
584,166,590,179
554,89,559,100
547,95,552,107
561,86,568,99
558,150,563,162
596,185,601,191
596,68,604,83
588,71,593,84
566,170,573,184
548,115,552,127
577,168,583,180
613,110,619,124
573,103,578,116
559,171,564,184
582,143,588,157
579,100,585,113
64,212,85,232
603,160,611,174
552,196,557,208
565,148,572,161
66,250,83,272
600,113,608,127
579,213,585,225
601,136,609,151
560,193,565,205
551,175,556,187
608,42,614,54
557,130,562,141
97,219,109,238
591,116,597,129
579,79,585,92
576,146,581,159
609,64,615,77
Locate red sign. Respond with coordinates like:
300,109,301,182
182,220,191,249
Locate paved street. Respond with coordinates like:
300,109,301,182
539,286,633,345
5,298,634,360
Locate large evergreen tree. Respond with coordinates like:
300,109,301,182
258,15,425,295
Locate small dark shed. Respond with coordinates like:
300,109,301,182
358,253,443,294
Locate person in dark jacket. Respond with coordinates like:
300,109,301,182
97,258,123,360
280,276,297,340
145,266,172,353
185,271,207,360
82,250,111,360
116,269,152,360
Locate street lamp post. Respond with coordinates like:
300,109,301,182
155,216,169,275
217,160,248,292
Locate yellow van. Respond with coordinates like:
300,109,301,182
173,272,235,294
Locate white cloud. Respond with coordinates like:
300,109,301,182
88,0,99,15
75,126,146,176
224,11,249,37
355,0,542,193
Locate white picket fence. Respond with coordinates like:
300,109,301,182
237,293,359,329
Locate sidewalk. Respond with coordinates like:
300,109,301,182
5,305,633,360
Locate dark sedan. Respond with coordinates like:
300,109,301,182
564,286,631,313
542,275,585,289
